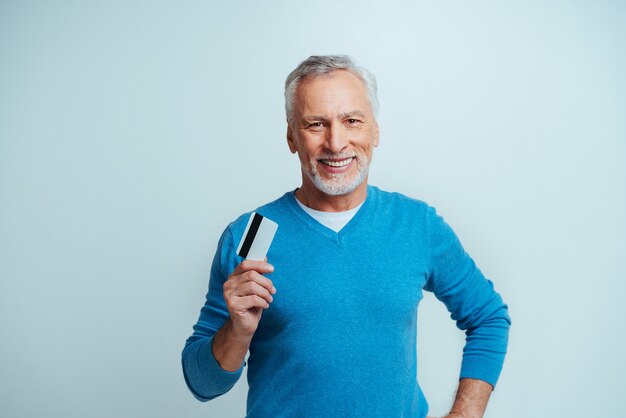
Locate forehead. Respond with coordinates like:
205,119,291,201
294,70,371,115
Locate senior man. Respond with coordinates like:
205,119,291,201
182,55,510,418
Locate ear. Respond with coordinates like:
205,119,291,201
287,124,298,154
373,119,380,147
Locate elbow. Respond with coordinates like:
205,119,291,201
181,337,243,402
459,293,511,332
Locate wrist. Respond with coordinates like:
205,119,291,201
227,319,256,341
212,321,253,372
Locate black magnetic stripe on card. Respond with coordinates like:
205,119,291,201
238,213,263,258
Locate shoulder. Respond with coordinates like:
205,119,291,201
368,185,434,215
364,185,446,238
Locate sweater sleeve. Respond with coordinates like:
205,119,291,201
424,206,511,387
181,226,244,401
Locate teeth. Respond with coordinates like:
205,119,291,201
321,158,353,167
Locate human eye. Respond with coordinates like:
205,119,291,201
307,122,326,131
345,118,363,126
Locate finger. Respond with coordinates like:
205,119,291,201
230,269,276,295
232,294,271,311
231,259,274,276
233,281,274,304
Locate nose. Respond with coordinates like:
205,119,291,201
325,122,348,154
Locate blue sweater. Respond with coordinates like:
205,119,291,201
182,186,510,418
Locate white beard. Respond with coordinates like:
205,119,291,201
305,152,370,196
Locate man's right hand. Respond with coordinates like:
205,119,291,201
212,260,276,372
223,259,276,338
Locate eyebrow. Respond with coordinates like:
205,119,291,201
339,111,366,119
301,115,328,123
300,110,367,123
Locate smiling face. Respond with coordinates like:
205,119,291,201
287,70,379,208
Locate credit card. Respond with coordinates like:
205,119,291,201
236,212,278,260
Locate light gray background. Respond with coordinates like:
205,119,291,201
1,1,624,417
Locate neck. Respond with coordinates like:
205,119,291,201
295,178,368,212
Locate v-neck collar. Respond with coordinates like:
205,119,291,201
286,185,375,242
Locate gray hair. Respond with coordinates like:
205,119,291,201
284,55,379,122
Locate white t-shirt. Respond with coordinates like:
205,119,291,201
295,197,363,233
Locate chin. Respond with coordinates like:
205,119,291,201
310,172,368,196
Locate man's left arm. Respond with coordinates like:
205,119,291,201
425,206,511,417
